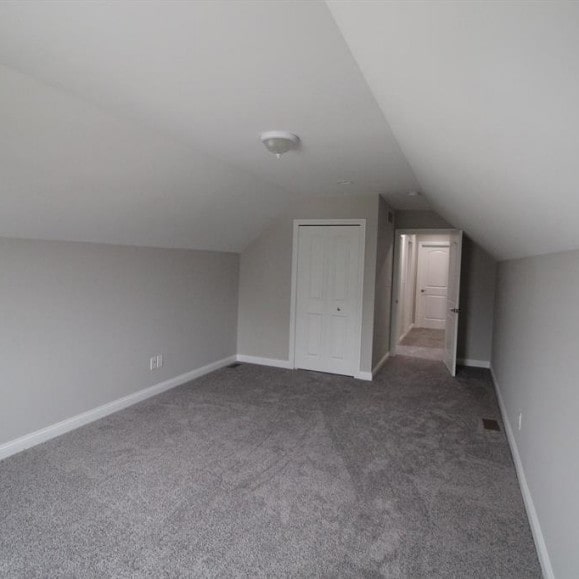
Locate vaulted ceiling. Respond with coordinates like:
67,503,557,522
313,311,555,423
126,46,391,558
328,1,579,259
0,0,418,253
1,1,577,259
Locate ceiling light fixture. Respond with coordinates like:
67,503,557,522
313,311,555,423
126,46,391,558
338,179,353,186
407,190,421,196
260,131,300,159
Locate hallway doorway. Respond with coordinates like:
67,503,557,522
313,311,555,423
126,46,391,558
391,229,463,375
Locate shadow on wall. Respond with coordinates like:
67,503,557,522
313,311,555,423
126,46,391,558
456,236,497,362
457,237,473,360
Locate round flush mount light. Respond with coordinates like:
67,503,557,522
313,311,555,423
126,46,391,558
260,130,300,159
407,190,421,196
338,179,353,186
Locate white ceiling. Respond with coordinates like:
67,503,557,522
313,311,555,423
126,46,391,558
327,1,579,260
0,0,421,252
2,1,578,260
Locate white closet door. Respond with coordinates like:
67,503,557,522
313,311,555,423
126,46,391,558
294,225,363,376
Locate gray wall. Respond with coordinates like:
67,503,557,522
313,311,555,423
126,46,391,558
0,238,239,445
372,196,395,370
457,237,497,363
395,210,496,363
492,250,579,578
238,195,379,374
395,210,451,230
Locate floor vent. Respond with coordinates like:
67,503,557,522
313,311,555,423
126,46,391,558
227,362,243,368
482,418,501,431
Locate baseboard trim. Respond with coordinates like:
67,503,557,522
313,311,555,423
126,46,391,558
0,355,236,462
236,354,371,381
236,355,293,370
457,358,490,368
489,366,554,579
372,351,390,377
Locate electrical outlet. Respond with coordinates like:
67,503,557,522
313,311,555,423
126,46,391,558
150,356,157,371
518,412,523,431
156,354,163,368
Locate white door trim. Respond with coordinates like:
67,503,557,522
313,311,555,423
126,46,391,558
289,219,366,376
417,241,450,247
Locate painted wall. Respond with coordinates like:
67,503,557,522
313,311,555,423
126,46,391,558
237,195,379,374
0,238,239,446
396,210,496,364
372,196,395,370
458,237,497,364
395,210,451,230
492,249,579,578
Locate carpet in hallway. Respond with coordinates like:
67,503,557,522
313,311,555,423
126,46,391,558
400,327,445,348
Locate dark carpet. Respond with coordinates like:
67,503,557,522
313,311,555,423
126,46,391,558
0,357,540,577
400,327,445,348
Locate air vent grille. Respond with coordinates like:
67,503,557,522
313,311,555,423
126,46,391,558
482,418,500,431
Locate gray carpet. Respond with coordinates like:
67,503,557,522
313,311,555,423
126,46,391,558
0,357,540,577
396,344,445,361
400,327,445,348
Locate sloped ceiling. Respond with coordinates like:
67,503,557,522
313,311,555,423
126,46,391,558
0,0,421,253
327,1,579,260
2,1,577,259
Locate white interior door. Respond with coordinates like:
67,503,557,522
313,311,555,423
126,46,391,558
294,225,363,376
416,243,450,329
443,231,463,376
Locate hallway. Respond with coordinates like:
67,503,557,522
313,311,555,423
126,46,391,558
397,327,445,361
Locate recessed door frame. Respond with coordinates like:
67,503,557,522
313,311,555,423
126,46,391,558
289,219,366,377
390,229,459,357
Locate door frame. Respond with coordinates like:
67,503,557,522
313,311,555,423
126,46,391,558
415,240,450,329
398,233,416,342
289,219,366,377
390,229,459,357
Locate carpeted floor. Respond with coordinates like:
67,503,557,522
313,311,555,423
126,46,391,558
400,327,445,348
398,328,445,361
0,357,540,577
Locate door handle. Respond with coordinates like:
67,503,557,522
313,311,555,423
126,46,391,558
337,307,341,312
450,308,460,313
421,289,425,293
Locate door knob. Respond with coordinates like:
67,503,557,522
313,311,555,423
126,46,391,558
337,307,341,311
421,289,425,293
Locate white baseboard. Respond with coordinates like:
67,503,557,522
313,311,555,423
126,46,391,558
0,355,236,462
457,358,490,368
372,351,390,377
489,366,554,579
236,354,293,370
236,354,372,381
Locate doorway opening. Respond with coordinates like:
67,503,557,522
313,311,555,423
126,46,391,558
391,229,463,376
